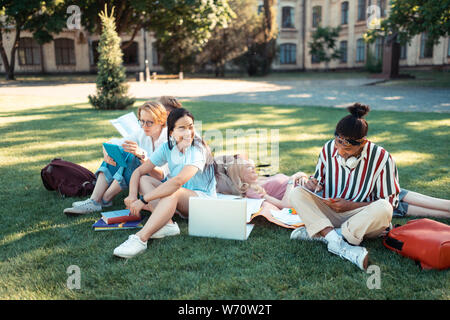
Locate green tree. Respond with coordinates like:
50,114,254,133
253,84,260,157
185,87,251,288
364,0,450,77
308,26,342,71
72,0,233,73
88,6,135,110
151,0,234,74
232,0,278,76
68,0,156,50
0,0,66,80
198,0,261,77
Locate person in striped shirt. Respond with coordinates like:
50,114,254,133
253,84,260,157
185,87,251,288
289,103,399,271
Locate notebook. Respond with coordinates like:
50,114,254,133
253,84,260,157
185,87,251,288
188,198,254,241
92,219,143,231
102,143,129,167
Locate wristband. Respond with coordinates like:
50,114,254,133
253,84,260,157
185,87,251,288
139,194,148,205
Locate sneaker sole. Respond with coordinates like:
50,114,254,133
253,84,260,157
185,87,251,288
64,210,91,217
113,250,145,259
290,228,326,243
328,245,369,271
150,231,180,239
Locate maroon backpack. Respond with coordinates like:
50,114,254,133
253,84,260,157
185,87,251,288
41,158,96,197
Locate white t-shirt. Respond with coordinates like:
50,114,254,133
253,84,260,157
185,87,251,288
150,141,217,196
109,127,169,177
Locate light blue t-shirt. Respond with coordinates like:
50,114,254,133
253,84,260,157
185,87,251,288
150,141,217,196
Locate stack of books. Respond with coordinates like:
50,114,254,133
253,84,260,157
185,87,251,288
92,209,144,231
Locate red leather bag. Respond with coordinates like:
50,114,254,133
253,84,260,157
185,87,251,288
383,219,450,270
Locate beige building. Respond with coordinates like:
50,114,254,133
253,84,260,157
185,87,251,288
1,0,449,75
0,27,162,75
270,0,450,70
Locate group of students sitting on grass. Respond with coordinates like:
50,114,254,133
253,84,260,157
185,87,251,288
63,97,450,270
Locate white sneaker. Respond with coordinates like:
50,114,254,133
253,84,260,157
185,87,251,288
72,198,112,208
113,235,147,259
64,199,102,216
327,237,369,271
150,222,180,239
290,227,327,243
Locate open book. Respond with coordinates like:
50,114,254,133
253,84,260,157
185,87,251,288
301,186,329,200
109,112,143,138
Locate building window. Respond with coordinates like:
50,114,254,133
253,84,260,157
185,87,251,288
18,37,41,66
91,40,100,65
282,7,295,28
357,0,366,21
375,37,384,60
122,41,139,65
311,54,320,64
54,38,76,66
152,45,159,66
420,33,433,58
400,43,407,60
341,2,349,25
340,41,348,63
312,6,322,28
356,39,365,62
280,43,296,64
379,0,386,17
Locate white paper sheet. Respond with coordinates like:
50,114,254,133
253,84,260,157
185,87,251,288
109,112,143,138
270,208,303,226
246,198,265,222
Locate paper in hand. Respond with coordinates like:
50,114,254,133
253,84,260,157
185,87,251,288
110,112,143,138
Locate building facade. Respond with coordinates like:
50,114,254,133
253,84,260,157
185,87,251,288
0,28,163,75
1,0,449,75
270,0,450,71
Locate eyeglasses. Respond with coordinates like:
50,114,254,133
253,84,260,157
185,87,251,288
334,131,365,147
138,119,154,127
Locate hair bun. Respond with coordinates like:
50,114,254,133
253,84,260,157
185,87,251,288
347,103,370,118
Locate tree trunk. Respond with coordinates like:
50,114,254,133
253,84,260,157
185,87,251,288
0,30,12,80
8,28,21,81
263,0,276,75
382,35,400,78
0,27,20,81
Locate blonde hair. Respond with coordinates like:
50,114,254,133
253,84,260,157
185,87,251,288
159,96,182,112
225,159,265,197
138,101,168,126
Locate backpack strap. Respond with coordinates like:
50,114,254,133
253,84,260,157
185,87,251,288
384,236,404,251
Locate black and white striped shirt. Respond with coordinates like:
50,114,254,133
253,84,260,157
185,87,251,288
313,140,400,208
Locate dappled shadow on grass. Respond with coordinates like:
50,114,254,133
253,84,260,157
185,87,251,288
0,100,449,299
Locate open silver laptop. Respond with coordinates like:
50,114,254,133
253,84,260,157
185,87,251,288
188,197,255,240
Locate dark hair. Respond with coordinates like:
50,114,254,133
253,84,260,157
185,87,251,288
167,108,218,187
335,103,370,140
159,96,182,112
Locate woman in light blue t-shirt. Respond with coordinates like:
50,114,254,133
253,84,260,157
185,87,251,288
113,108,217,259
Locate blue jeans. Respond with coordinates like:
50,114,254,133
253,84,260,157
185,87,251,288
95,149,142,190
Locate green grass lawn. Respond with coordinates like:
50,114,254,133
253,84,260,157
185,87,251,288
0,98,449,300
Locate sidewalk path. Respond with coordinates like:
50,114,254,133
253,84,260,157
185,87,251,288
1,78,449,112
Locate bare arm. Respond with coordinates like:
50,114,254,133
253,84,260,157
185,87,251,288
125,160,156,207
128,165,200,216
142,165,199,204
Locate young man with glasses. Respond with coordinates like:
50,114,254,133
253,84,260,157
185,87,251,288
289,103,399,270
